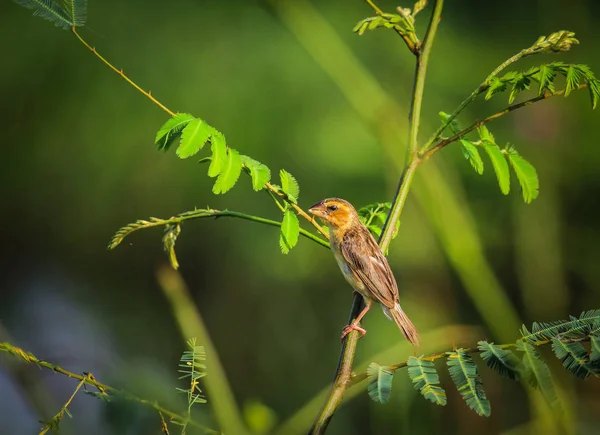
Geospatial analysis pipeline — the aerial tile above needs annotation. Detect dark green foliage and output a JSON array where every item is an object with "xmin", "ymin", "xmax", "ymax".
[
  {"xmin": 520, "ymin": 310, "xmax": 600, "ymax": 343},
  {"xmin": 516, "ymin": 341, "xmax": 559, "ymax": 409},
  {"xmin": 62, "ymin": 0, "xmax": 86, "ymax": 27},
  {"xmin": 446, "ymin": 350, "xmax": 491, "ymax": 417},
  {"xmin": 551, "ymin": 338, "xmax": 598, "ymax": 379},
  {"xmin": 478, "ymin": 341, "xmax": 522, "ymax": 381},
  {"xmin": 591, "ymin": 335, "xmax": 600, "ymax": 363},
  {"xmin": 280, "ymin": 209, "xmax": 300, "ymax": 254},
  {"xmin": 407, "ymin": 356, "xmax": 447, "ymax": 405},
  {"xmin": 366, "ymin": 363, "xmax": 394, "ymax": 404}
]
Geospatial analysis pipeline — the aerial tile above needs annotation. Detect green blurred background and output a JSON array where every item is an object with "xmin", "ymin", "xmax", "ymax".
[{"xmin": 1, "ymin": 0, "xmax": 599, "ymax": 434}]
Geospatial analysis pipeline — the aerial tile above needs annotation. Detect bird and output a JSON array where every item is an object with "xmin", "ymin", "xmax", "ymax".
[{"xmin": 308, "ymin": 198, "xmax": 419, "ymax": 345}]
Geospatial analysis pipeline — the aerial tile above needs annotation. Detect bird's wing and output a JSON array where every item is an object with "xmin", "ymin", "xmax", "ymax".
[{"xmin": 340, "ymin": 226, "xmax": 399, "ymax": 308}]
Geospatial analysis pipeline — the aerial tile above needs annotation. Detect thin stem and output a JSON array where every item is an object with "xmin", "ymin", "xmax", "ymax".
[
  {"xmin": 309, "ymin": 2, "xmax": 444, "ymax": 433},
  {"xmin": 109, "ymin": 208, "xmax": 330, "ymax": 250},
  {"xmin": 419, "ymin": 84, "xmax": 587, "ymax": 160},
  {"xmin": 40, "ymin": 374, "xmax": 91, "ymax": 435},
  {"xmin": 0, "ymin": 342, "xmax": 218, "ymax": 434},
  {"xmin": 71, "ymin": 27, "xmax": 175, "ymax": 117},
  {"xmin": 421, "ymin": 48, "xmax": 532, "ymax": 153}
]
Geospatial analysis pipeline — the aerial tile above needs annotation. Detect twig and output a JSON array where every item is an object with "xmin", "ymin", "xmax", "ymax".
[
  {"xmin": 39, "ymin": 374, "xmax": 91, "ymax": 435},
  {"xmin": 363, "ymin": 0, "xmax": 418, "ymax": 55},
  {"xmin": 419, "ymin": 84, "xmax": 588, "ymax": 160},
  {"xmin": 309, "ymin": 1, "xmax": 444, "ymax": 433}
]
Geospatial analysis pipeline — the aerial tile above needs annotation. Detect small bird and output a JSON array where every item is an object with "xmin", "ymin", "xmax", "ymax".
[{"xmin": 309, "ymin": 198, "xmax": 419, "ymax": 345}]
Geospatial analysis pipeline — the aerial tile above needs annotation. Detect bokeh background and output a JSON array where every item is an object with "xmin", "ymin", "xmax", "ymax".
[{"xmin": 1, "ymin": 0, "xmax": 599, "ymax": 434}]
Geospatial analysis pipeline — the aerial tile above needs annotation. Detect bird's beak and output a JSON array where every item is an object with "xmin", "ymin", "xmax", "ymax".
[{"xmin": 308, "ymin": 200, "xmax": 327, "ymax": 218}]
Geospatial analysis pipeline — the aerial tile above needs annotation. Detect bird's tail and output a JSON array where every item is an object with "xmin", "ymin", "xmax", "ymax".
[{"xmin": 386, "ymin": 303, "xmax": 419, "ymax": 346}]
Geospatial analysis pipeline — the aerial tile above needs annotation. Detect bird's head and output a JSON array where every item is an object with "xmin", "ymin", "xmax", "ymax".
[{"xmin": 308, "ymin": 198, "xmax": 359, "ymax": 230}]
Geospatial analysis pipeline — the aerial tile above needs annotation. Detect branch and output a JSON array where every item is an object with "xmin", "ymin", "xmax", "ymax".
[
  {"xmin": 71, "ymin": 27, "xmax": 327, "ymax": 241},
  {"xmin": 40, "ymin": 374, "xmax": 91, "ymax": 435},
  {"xmin": 419, "ymin": 84, "xmax": 589, "ymax": 160},
  {"xmin": 108, "ymin": 208, "xmax": 329, "ymax": 250},
  {"xmin": 309, "ymin": 2, "xmax": 444, "ymax": 433},
  {"xmin": 0, "ymin": 342, "xmax": 219, "ymax": 434}
]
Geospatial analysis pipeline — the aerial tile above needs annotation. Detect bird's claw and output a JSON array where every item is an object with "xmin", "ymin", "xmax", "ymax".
[{"xmin": 341, "ymin": 323, "xmax": 367, "ymax": 340}]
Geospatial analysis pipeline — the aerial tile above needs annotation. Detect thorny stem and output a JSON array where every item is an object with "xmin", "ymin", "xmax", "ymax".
[
  {"xmin": 309, "ymin": 1, "xmax": 444, "ymax": 433},
  {"xmin": 0, "ymin": 342, "xmax": 218, "ymax": 434},
  {"xmin": 71, "ymin": 27, "xmax": 326, "ymax": 241}
]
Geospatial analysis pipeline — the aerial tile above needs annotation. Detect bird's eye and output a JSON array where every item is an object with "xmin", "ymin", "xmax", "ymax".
[{"xmin": 327, "ymin": 204, "xmax": 338, "ymax": 211}]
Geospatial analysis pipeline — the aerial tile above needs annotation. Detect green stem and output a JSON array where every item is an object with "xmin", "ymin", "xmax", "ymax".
[
  {"xmin": 309, "ymin": 2, "xmax": 444, "ymax": 433},
  {"xmin": 0, "ymin": 342, "xmax": 218, "ymax": 434},
  {"xmin": 419, "ymin": 84, "xmax": 587, "ymax": 160},
  {"xmin": 109, "ymin": 208, "xmax": 330, "ymax": 250},
  {"xmin": 421, "ymin": 48, "xmax": 531, "ymax": 153}
]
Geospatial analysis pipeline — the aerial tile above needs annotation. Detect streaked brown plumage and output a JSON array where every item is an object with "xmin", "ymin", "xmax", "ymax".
[{"xmin": 309, "ymin": 198, "xmax": 419, "ymax": 345}]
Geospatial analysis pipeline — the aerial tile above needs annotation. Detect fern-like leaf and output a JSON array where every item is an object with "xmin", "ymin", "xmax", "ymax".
[
  {"xmin": 366, "ymin": 362, "xmax": 394, "ymax": 404},
  {"xmin": 516, "ymin": 340, "xmax": 559, "ymax": 409},
  {"xmin": 407, "ymin": 356, "xmax": 447, "ymax": 406},
  {"xmin": 14, "ymin": 0, "xmax": 73, "ymax": 29},
  {"xmin": 177, "ymin": 118, "xmax": 214, "ymax": 159},
  {"xmin": 551, "ymin": 338, "xmax": 598, "ymax": 379},
  {"xmin": 177, "ymin": 338, "xmax": 208, "ymax": 413},
  {"xmin": 357, "ymin": 202, "xmax": 399, "ymax": 240},
  {"xmin": 483, "ymin": 143, "xmax": 510, "ymax": 195},
  {"xmin": 62, "ymin": 0, "xmax": 86, "ymax": 26},
  {"xmin": 508, "ymin": 74, "xmax": 531, "ymax": 104},
  {"xmin": 520, "ymin": 310, "xmax": 600, "ymax": 343},
  {"xmin": 279, "ymin": 209, "xmax": 299, "ymax": 254},
  {"xmin": 447, "ymin": 350, "xmax": 491, "ymax": 417},
  {"xmin": 478, "ymin": 341, "xmax": 522, "ymax": 381},
  {"xmin": 591, "ymin": 335, "xmax": 600, "ymax": 363}
]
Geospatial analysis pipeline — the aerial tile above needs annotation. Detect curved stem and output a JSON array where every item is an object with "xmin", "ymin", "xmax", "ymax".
[
  {"xmin": 109, "ymin": 208, "xmax": 330, "ymax": 250},
  {"xmin": 0, "ymin": 342, "xmax": 218, "ymax": 434},
  {"xmin": 309, "ymin": 2, "xmax": 444, "ymax": 433}
]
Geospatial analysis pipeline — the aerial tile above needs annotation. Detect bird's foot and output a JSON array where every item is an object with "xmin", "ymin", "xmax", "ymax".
[{"xmin": 341, "ymin": 323, "xmax": 367, "ymax": 340}]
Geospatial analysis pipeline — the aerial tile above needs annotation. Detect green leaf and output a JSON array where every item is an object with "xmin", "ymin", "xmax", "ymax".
[
  {"xmin": 279, "ymin": 209, "xmax": 299, "ymax": 254},
  {"xmin": 485, "ymin": 76, "xmax": 508, "ymax": 100},
  {"xmin": 212, "ymin": 149, "xmax": 243, "ymax": 194},
  {"xmin": 279, "ymin": 170, "xmax": 300, "ymax": 203},
  {"xmin": 366, "ymin": 362, "xmax": 394, "ymax": 404},
  {"xmin": 516, "ymin": 341, "xmax": 559, "ymax": 409},
  {"xmin": 177, "ymin": 118, "xmax": 215, "ymax": 159},
  {"xmin": 407, "ymin": 356, "xmax": 447, "ymax": 406},
  {"xmin": 162, "ymin": 224, "xmax": 181, "ymax": 270},
  {"xmin": 506, "ymin": 147, "xmax": 539, "ymax": 203},
  {"xmin": 520, "ymin": 310, "xmax": 600, "ymax": 343},
  {"xmin": 208, "ymin": 131, "xmax": 226, "ymax": 178},
  {"xmin": 14, "ymin": 0, "xmax": 73, "ymax": 29},
  {"xmin": 551, "ymin": 338, "xmax": 598, "ymax": 379},
  {"xmin": 533, "ymin": 64, "xmax": 556, "ymax": 96},
  {"xmin": 591, "ymin": 335, "xmax": 600, "ymax": 363},
  {"xmin": 588, "ymin": 78, "xmax": 600, "ymax": 110},
  {"xmin": 155, "ymin": 113, "xmax": 195, "ymax": 151},
  {"xmin": 564, "ymin": 64, "xmax": 583, "ymax": 97},
  {"xmin": 447, "ymin": 350, "xmax": 491, "ymax": 417},
  {"xmin": 460, "ymin": 140, "xmax": 484, "ymax": 175},
  {"xmin": 477, "ymin": 125, "xmax": 495, "ymax": 144},
  {"xmin": 62, "ymin": 0, "xmax": 86, "ymax": 26},
  {"xmin": 508, "ymin": 74, "xmax": 531, "ymax": 104},
  {"xmin": 357, "ymin": 202, "xmax": 398, "ymax": 240},
  {"xmin": 241, "ymin": 156, "xmax": 271, "ymax": 191},
  {"xmin": 483, "ymin": 143, "xmax": 510, "ymax": 195},
  {"xmin": 438, "ymin": 111, "xmax": 459, "ymax": 135},
  {"xmin": 478, "ymin": 341, "xmax": 522, "ymax": 381}
]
